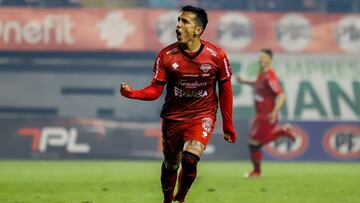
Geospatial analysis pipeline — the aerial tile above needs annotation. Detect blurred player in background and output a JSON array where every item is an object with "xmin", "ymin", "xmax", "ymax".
[
  {"xmin": 120, "ymin": 5, "xmax": 237, "ymax": 203},
  {"xmin": 236, "ymin": 48, "xmax": 296, "ymax": 178}
]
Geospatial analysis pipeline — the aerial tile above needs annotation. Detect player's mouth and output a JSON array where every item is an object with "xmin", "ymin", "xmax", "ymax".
[
  {"xmin": 176, "ymin": 29, "xmax": 182, "ymax": 40},
  {"xmin": 259, "ymin": 61, "xmax": 266, "ymax": 68}
]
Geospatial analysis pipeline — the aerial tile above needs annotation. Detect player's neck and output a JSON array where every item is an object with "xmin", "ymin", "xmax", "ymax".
[
  {"xmin": 180, "ymin": 39, "xmax": 201, "ymax": 52},
  {"xmin": 260, "ymin": 66, "xmax": 271, "ymax": 73}
]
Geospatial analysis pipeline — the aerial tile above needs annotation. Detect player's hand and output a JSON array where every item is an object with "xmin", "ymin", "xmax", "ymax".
[
  {"xmin": 224, "ymin": 132, "xmax": 236, "ymax": 143},
  {"xmin": 223, "ymin": 126, "xmax": 237, "ymax": 143},
  {"xmin": 223, "ymin": 122, "xmax": 237, "ymax": 143},
  {"xmin": 235, "ymin": 75, "xmax": 243, "ymax": 83},
  {"xmin": 269, "ymin": 111, "xmax": 278, "ymax": 124},
  {"xmin": 120, "ymin": 83, "xmax": 133, "ymax": 97}
]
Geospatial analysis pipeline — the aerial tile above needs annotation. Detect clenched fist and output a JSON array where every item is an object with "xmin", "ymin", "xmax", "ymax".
[{"xmin": 120, "ymin": 83, "xmax": 133, "ymax": 97}]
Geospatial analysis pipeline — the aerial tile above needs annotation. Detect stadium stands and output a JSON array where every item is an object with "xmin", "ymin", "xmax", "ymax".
[
  {"xmin": 0, "ymin": 0, "xmax": 359, "ymax": 13},
  {"xmin": 0, "ymin": 0, "xmax": 81, "ymax": 7}
]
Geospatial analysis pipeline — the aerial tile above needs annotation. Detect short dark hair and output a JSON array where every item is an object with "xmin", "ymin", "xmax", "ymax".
[
  {"xmin": 180, "ymin": 5, "xmax": 208, "ymax": 30},
  {"xmin": 261, "ymin": 48, "xmax": 273, "ymax": 59}
]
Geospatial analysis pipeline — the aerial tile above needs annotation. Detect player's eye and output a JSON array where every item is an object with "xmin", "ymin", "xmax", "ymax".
[{"xmin": 179, "ymin": 17, "xmax": 189, "ymax": 24}]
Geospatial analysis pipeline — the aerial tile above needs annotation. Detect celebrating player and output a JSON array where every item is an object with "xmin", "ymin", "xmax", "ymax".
[
  {"xmin": 120, "ymin": 5, "xmax": 237, "ymax": 203},
  {"xmin": 236, "ymin": 49, "xmax": 296, "ymax": 178}
]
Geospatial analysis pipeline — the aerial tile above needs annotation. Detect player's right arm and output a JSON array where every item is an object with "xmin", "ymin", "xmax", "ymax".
[
  {"xmin": 235, "ymin": 75, "xmax": 255, "ymax": 86},
  {"xmin": 120, "ymin": 52, "xmax": 167, "ymax": 101},
  {"xmin": 120, "ymin": 82, "xmax": 164, "ymax": 101}
]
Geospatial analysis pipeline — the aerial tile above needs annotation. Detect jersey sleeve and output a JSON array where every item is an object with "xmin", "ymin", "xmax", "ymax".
[
  {"xmin": 217, "ymin": 50, "xmax": 232, "ymax": 81},
  {"xmin": 267, "ymin": 72, "xmax": 283, "ymax": 95},
  {"xmin": 151, "ymin": 52, "xmax": 167, "ymax": 84}
]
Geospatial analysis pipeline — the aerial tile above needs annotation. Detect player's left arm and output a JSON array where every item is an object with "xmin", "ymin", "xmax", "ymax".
[
  {"xmin": 217, "ymin": 50, "xmax": 237, "ymax": 143},
  {"xmin": 219, "ymin": 79, "xmax": 237, "ymax": 143},
  {"xmin": 270, "ymin": 93, "xmax": 285, "ymax": 123},
  {"xmin": 269, "ymin": 75, "xmax": 285, "ymax": 123}
]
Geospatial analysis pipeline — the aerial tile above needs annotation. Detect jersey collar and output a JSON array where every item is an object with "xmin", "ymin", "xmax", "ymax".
[{"xmin": 179, "ymin": 43, "xmax": 205, "ymax": 60}]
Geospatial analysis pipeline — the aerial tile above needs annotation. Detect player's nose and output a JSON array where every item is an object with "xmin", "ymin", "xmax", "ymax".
[{"xmin": 176, "ymin": 20, "xmax": 183, "ymax": 28}]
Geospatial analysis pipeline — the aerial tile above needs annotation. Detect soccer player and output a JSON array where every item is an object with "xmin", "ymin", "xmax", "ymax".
[
  {"xmin": 236, "ymin": 49, "xmax": 296, "ymax": 178},
  {"xmin": 120, "ymin": 5, "xmax": 237, "ymax": 203}
]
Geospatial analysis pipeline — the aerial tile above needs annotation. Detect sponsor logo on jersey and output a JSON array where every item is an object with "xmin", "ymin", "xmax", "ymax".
[
  {"xmin": 166, "ymin": 48, "xmax": 178, "ymax": 55},
  {"xmin": 202, "ymin": 74, "xmax": 210, "ymax": 77},
  {"xmin": 97, "ymin": 12, "xmax": 135, "ymax": 48},
  {"xmin": 223, "ymin": 58, "xmax": 230, "ymax": 77},
  {"xmin": 217, "ymin": 13, "xmax": 252, "ymax": 50},
  {"xmin": 172, "ymin": 62, "xmax": 179, "ymax": 70},
  {"xmin": 264, "ymin": 124, "xmax": 309, "ymax": 159},
  {"xmin": 183, "ymin": 74, "xmax": 199, "ymax": 77},
  {"xmin": 254, "ymin": 94, "xmax": 264, "ymax": 102},
  {"xmin": 200, "ymin": 64, "xmax": 212, "ymax": 73},
  {"xmin": 335, "ymin": 16, "xmax": 360, "ymax": 53},
  {"xmin": 323, "ymin": 125, "xmax": 360, "ymax": 160},
  {"xmin": 202, "ymin": 117, "xmax": 213, "ymax": 132},
  {"xmin": 206, "ymin": 47, "xmax": 218, "ymax": 56},
  {"xmin": 178, "ymin": 80, "xmax": 208, "ymax": 89},
  {"xmin": 174, "ymin": 86, "xmax": 208, "ymax": 98},
  {"xmin": 276, "ymin": 14, "xmax": 312, "ymax": 52},
  {"xmin": 153, "ymin": 57, "xmax": 161, "ymax": 79}
]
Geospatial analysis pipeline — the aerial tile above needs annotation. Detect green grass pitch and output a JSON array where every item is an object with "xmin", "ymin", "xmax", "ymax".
[{"xmin": 0, "ymin": 161, "xmax": 359, "ymax": 203}]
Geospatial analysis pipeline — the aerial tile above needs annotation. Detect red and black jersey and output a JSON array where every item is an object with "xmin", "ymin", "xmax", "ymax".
[{"xmin": 152, "ymin": 40, "xmax": 232, "ymax": 121}]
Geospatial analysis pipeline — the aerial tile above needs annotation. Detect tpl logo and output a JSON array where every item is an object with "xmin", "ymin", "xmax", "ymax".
[{"xmin": 18, "ymin": 127, "xmax": 90, "ymax": 153}]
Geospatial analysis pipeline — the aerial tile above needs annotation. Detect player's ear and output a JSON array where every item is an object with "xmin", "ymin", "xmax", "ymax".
[{"xmin": 195, "ymin": 26, "xmax": 203, "ymax": 36}]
